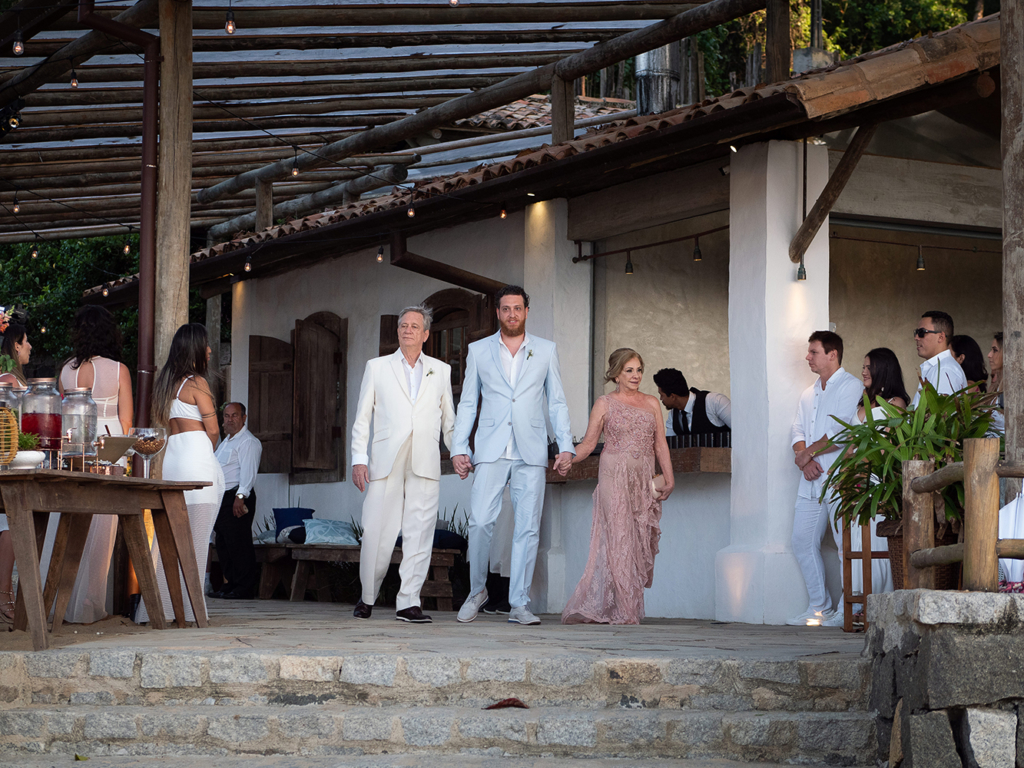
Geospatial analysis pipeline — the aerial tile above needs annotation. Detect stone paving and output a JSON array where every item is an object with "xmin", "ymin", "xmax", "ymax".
[{"xmin": 0, "ymin": 757, "xmax": 834, "ymax": 768}]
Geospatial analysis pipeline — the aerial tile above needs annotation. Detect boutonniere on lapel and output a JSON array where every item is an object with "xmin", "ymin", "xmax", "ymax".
[
  {"xmin": 527, "ymin": 350, "xmax": 534, "ymax": 361},
  {"xmin": 426, "ymin": 368, "xmax": 435, "ymax": 377}
]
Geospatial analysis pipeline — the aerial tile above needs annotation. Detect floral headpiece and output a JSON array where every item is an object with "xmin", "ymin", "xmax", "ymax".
[{"xmin": 0, "ymin": 307, "xmax": 10, "ymax": 335}]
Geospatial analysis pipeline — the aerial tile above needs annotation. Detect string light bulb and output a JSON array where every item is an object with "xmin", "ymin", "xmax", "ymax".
[
  {"xmin": 407, "ymin": 204, "xmax": 415, "ymax": 218},
  {"xmin": 102, "ymin": 285, "xmax": 109, "ymax": 297},
  {"xmin": 291, "ymin": 149, "xmax": 299, "ymax": 176},
  {"xmin": 225, "ymin": 9, "xmax": 236, "ymax": 34},
  {"xmin": 70, "ymin": 67, "xmax": 78, "ymax": 88},
  {"xmin": 797, "ymin": 261, "xmax": 807, "ymax": 281},
  {"xmin": 7, "ymin": 113, "xmax": 19, "ymax": 130},
  {"xmin": 625, "ymin": 251, "xmax": 634, "ymax": 275},
  {"xmin": 39, "ymin": 326, "xmax": 46, "ymax": 334},
  {"xmin": 450, "ymin": 0, "xmax": 459, "ymax": 5},
  {"xmin": 29, "ymin": 242, "xmax": 38, "ymax": 259},
  {"xmin": 244, "ymin": 258, "xmax": 252, "ymax": 273},
  {"xmin": 692, "ymin": 237, "xmax": 702, "ymax": 262},
  {"xmin": 123, "ymin": 240, "xmax": 131, "ymax": 255},
  {"xmin": 916, "ymin": 245, "xmax": 926, "ymax": 271},
  {"xmin": 376, "ymin": 245, "xmax": 384, "ymax": 263},
  {"xmin": 500, "ymin": 203, "xmax": 507, "ymax": 219},
  {"xmin": 12, "ymin": 29, "xmax": 23, "ymax": 56},
  {"xmin": 12, "ymin": 194, "xmax": 18, "ymax": 214}
]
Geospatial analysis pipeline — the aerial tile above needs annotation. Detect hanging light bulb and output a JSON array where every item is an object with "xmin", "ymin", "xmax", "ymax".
[
  {"xmin": 102, "ymin": 285, "xmax": 110, "ymax": 297},
  {"xmin": 500, "ymin": 203, "xmax": 507, "ymax": 219},
  {"xmin": 123, "ymin": 240, "xmax": 131, "ymax": 255},
  {"xmin": 7, "ymin": 114, "xmax": 20, "ymax": 130},
  {"xmin": 39, "ymin": 326, "xmax": 46, "ymax": 334},
  {"xmin": 376, "ymin": 245, "xmax": 384, "ymax": 263},
  {"xmin": 797, "ymin": 261, "xmax": 807, "ymax": 281},
  {"xmin": 244, "ymin": 258, "xmax": 252, "ymax": 273},
  {"xmin": 449, "ymin": 0, "xmax": 459, "ymax": 6},
  {"xmin": 407, "ymin": 204, "xmax": 415, "ymax": 218},
  {"xmin": 291, "ymin": 149, "xmax": 299, "ymax": 176},
  {"xmin": 916, "ymin": 245, "xmax": 926, "ymax": 271},
  {"xmin": 225, "ymin": 9, "xmax": 236, "ymax": 34},
  {"xmin": 30, "ymin": 242, "xmax": 38, "ymax": 259},
  {"xmin": 12, "ymin": 29, "xmax": 23, "ymax": 56},
  {"xmin": 70, "ymin": 67, "xmax": 79, "ymax": 88},
  {"xmin": 12, "ymin": 194, "xmax": 19, "ymax": 214},
  {"xmin": 692, "ymin": 237, "xmax": 702, "ymax": 262},
  {"xmin": 625, "ymin": 251, "xmax": 634, "ymax": 275}
]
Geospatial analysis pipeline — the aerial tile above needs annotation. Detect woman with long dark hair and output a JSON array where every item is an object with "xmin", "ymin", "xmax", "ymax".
[
  {"xmin": 136, "ymin": 324, "xmax": 225, "ymax": 625},
  {"xmin": 0, "ymin": 323, "xmax": 31, "ymax": 389},
  {"xmin": 859, "ymin": 347, "xmax": 911, "ymax": 419},
  {"xmin": 0, "ymin": 323, "xmax": 30, "ymax": 622},
  {"xmin": 951, "ymin": 335, "xmax": 988, "ymax": 393}
]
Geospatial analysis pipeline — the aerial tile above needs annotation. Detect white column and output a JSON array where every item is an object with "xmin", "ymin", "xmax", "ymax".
[
  {"xmin": 716, "ymin": 140, "xmax": 831, "ymax": 624},
  {"xmin": 523, "ymin": 198, "xmax": 591, "ymax": 612}
]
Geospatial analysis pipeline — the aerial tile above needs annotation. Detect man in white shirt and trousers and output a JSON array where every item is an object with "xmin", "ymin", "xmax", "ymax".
[
  {"xmin": 452, "ymin": 285, "xmax": 575, "ymax": 626},
  {"xmin": 351, "ymin": 305, "xmax": 456, "ymax": 623},
  {"xmin": 211, "ymin": 402, "xmax": 263, "ymax": 599},
  {"xmin": 911, "ymin": 310, "xmax": 968, "ymax": 406},
  {"xmin": 788, "ymin": 331, "xmax": 863, "ymax": 627}
]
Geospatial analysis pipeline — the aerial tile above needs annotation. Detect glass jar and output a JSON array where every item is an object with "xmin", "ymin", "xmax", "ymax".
[
  {"xmin": 62, "ymin": 387, "xmax": 98, "ymax": 458},
  {"xmin": 21, "ymin": 378, "xmax": 62, "ymax": 452},
  {"xmin": 0, "ymin": 382, "xmax": 21, "ymax": 424}
]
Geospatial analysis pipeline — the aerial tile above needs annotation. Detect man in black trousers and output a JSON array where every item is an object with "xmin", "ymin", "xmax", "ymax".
[{"xmin": 211, "ymin": 402, "xmax": 263, "ymax": 599}]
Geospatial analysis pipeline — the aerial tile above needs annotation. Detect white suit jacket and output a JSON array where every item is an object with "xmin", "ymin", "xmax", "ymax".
[
  {"xmin": 452, "ymin": 332, "xmax": 574, "ymax": 468},
  {"xmin": 351, "ymin": 350, "xmax": 456, "ymax": 482}
]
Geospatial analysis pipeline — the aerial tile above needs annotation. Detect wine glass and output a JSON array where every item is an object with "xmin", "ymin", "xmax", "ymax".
[{"xmin": 128, "ymin": 426, "xmax": 166, "ymax": 479}]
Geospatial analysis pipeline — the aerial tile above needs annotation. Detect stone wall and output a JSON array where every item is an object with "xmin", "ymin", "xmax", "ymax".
[{"xmin": 867, "ymin": 590, "xmax": 1024, "ymax": 767}]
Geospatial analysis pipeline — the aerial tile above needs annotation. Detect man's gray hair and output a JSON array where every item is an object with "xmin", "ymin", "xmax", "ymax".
[{"xmin": 398, "ymin": 304, "xmax": 433, "ymax": 332}]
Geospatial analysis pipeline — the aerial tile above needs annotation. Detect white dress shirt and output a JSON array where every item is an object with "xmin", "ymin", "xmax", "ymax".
[
  {"xmin": 214, "ymin": 425, "xmax": 263, "ymax": 498},
  {"xmin": 402, "ymin": 353, "xmax": 424, "ymax": 403},
  {"xmin": 911, "ymin": 348, "xmax": 968, "ymax": 407},
  {"xmin": 791, "ymin": 367, "xmax": 863, "ymax": 500},
  {"xmin": 499, "ymin": 333, "xmax": 529, "ymax": 461},
  {"xmin": 664, "ymin": 391, "xmax": 732, "ymax": 437}
]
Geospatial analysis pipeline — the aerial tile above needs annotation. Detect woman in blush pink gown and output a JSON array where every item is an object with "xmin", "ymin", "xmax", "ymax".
[{"xmin": 562, "ymin": 348, "xmax": 674, "ymax": 625}]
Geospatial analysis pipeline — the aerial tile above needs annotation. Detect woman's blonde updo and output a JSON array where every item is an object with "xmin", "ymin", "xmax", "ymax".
[{"xmin": 605, "ymin": 347, "xmax": 643, "ymax": 384}]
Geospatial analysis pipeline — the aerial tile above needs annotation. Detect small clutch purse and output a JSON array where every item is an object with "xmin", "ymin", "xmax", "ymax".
[{"xmin": 651, "ymin": 473, "xmax": 666, "ymax": 496}]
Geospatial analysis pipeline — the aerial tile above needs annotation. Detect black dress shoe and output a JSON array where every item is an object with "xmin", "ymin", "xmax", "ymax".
[
  {"xmin": 221, "ymin": 590, "xmax": 254, "ymax": 600},
  {"xmin": 395, "ymin": 606, "xmax": 432, "ymax": 623},
  {"xmin": 353, "ymin": 600, "xmax": 372, "ymax": 619}
]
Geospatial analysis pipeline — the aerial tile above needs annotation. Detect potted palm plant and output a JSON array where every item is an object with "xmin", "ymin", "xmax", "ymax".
[{"xmin": 822, "ymin": 382, "xmax": 996, "ymax": 589}]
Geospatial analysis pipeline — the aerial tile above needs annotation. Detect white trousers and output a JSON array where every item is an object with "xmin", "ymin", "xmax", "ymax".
[
  {"xmin": 467, "ymin": 459, "xmax": 546, "ymax": 608},
  {"xmin": 359, "ymin": 438, "xmax": 439, "ymax": 611},
  {"xmin": 791, "ymin": 495, "xmax": 835, "ymax": 613}
]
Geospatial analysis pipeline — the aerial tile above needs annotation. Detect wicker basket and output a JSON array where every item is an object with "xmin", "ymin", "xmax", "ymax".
[{"xmin": 0, "ymin": 406, "xmax": 17, "ymax": 465}]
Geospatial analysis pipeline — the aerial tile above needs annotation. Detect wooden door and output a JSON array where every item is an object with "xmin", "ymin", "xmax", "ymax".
[
  {"xmin": 248, "ymin": 335, "xmax": 293, "ymax": 473},
  {"xmin": 292, "ymin": 318, "xmax": 338, "ymax": 470}
]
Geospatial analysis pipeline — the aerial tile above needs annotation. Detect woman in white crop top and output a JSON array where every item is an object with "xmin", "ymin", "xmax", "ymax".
[{"xmin": 136, "ymin": 324, "xmax": 225, "ymax": 625}]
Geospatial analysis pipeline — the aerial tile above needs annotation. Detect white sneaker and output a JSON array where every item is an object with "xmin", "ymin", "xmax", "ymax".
[
  {"xmin": 822, "ymin": 610, "xmax": 846, "ymax": 628},
  {"xmin": 457, "ymin": 589, "xmax": 488, "ymax": 623},
  {"xmin": 508, "ymin": 606, "xmax": 541, "ymax": 625},
  {"xmin": 785, "ymin": 607, "xmax": 833, "ymax": 627}
]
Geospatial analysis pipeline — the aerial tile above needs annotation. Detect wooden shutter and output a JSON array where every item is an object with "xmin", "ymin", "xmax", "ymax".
[
  {"xmin": 248, "ymin": 335, "xmax": 293, "ymax": 473},
  {"xmin": 379, "ymin": 314, "xmax": 399, "ymax": 357},
  {"xmin": 292, "ymin": 318, "xmax": 338, "ymax": 470}
]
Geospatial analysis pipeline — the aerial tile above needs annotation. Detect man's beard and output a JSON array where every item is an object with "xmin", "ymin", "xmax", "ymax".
[{"xmin": 499, "ymin": 318, "xmax": 525, "ymax": 337}]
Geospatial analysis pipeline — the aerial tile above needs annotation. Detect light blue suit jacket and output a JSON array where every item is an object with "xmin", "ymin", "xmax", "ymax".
[{"xmin": 452, "ymin": 332, "xmax": 575, "ymax": 468}]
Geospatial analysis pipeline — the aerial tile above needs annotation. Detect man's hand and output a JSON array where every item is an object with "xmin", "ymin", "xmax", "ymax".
[
  {"xmin": 353, "ymin": 464, "xmax": 369, "ymax": 493},
  {"xmin": 802, "ymin": 460, "xmax": 823, "ymax": 481},
  {"xmin": 452, "ymin": 454, "xmax": 472, "ymax": 479},
  {"xmin": 553, "ymin": 451, "xmax": 573, "ymax": 477},
  {"xmin": 232, "ymin": 497, "xmax": 247, "ymax": 518}
]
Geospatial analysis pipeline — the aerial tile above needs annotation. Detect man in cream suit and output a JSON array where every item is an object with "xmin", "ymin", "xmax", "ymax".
[
  {"xmin": 452, "ymin": 285, "xmax": 574, "ymax": 626},
  {"xmin": 351, "ymin": 305, "xmax": 456, "ymax": 623}
]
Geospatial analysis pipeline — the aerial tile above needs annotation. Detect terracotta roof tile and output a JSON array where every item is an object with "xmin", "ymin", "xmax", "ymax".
[{"xmin": 451, "ymin": 93, "xmax": 635, "ymax": 132}]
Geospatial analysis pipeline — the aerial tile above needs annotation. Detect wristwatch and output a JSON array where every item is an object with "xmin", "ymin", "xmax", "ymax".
[{"xmin": 236, "ymin": 493, "xmax": 245, "ymax": 500}]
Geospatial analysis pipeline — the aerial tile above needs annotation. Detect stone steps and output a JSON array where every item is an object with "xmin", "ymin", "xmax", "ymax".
[
  {"xmin": 0, "ymin": 703, "xmax": 876, "ymax": 763},
  {"xmin": 1, "ymin": 649, "xmax": 870, "ymax": 713}
]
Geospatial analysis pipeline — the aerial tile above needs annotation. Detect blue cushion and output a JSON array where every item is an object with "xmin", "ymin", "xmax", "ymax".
[
  {"xmin": 304, "ymin": 518, "xmax": 360, "ymax": 546},
  {"xmin": 272, "ymin": 507, "xmax": 314, "ymax": 537}
]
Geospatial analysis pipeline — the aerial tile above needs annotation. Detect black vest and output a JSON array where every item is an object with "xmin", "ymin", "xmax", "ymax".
[{"xmin": 672, "ymin": 388, "xmax": 731, "ymax": 439}]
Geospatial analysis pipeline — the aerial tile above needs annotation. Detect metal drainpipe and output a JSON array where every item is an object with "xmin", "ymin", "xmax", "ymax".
[
  {"xmin": 78, "ymin": 0, "xmax": 159, "ymax": 427},
  {"xmin": 635, "ymin": 44, "xmax": 680, "ymax": 116}
]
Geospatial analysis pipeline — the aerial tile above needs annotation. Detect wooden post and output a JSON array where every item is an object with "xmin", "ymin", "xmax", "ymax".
[
  {"xmin": 154, "ymin": 0, "xmax": 193, "ymax": 368},
  {"xmin": 963, "ymin": 438, "xmax": 1001, "ymax": 591},
  {"xmin": 903, "ymin": 459, "xmax": 936, "ymax": 589},
  {"xmin": 764, "ymin": 0, "xmax": 790, "ymax": 83},
  {"xmin": 255, "ymin": 178, "xmax": 273, "ymax": 231},
  {"xmin": 1003, "ymin": 0, "xmax": 1024, "ymax": 501},
  {"xmin": 550, "ymin": 75, "xmax": 575, "ymax": 145}
]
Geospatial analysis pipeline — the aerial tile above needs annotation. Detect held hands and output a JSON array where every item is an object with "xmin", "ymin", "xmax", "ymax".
[
  {"xmin": 452, "ymin": 454, "xmax": 472, "ymax": 480},
  {"xmin": 353, "ymin": 464, "xmax": 369, "ymax": 493},
  {"xmin": 552, "ymin": 451, "xmax": 573, "ymax": 477},
  {"xmin": 232, "ymin": 497, "xmax": 247, "ymax": 518}
]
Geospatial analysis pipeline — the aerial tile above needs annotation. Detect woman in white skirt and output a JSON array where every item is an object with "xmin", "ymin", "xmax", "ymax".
[{"xmin": 136, "ymin": 324, "xmax": 224, "ymax": 625}]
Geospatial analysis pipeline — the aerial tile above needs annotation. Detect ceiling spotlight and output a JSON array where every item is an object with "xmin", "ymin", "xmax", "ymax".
[
  {"xmin": 526, "ymin": 192, "xmax": 536, "ymax": 197},
  {"xmin": 729, "ymin": 145, "xmax": 738, "ymax": 153},
  {"xmin": 12, "ymin": 29, "xmax": 23, "ymax": 56},
  {"xmin": 70, "ymin": 67, "xmax": 79, "ymax": 88},
  {"xmin": 916, "ymin": 245, "xmax": 926, "ymax": 271},
  {"xmin": 692, "ymin": 237, "xmax": 702, "ymax": 262},
  {"xmin": 12, "ymin": 194, "xmax": 18, "ymax": 214},
  {"xmin": 376, "ymin": 245, "xmax": 384, "ymax": 263},
  {"xmin": 225, "ymin": 9, "xmax": 236, "ymax": 34},
  {"xmin": 102, "ymin": 285, "xmax": 109, "ymax": 297},
  {"xmin": 244, "ymin": 258, "xmax": 252, "ymax": 273},
  {"xmin": 797, "ymin": 262, "xmax": 807, "ymax": 281},
  {"xmin": 625, "ymin": 251, "xmax": 634, "ymax": 276}
]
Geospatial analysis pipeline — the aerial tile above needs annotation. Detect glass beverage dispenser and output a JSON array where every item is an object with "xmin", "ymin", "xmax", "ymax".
[
  {"xmin": 62, "ymin": 387, "xmax": 98, "ymax": 468},
  {"xmin": 21, "ymin": 378, "xmax": 62, "ymax": 468}
]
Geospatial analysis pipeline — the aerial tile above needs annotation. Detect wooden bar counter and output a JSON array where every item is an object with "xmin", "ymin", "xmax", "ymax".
[
  {"xmin": 546, "ymin": 446, "xmax": 732, "ymax": 483},
  {"xmin": 0, "ymin": 469, "xmax": 210, "ymax": 651}
]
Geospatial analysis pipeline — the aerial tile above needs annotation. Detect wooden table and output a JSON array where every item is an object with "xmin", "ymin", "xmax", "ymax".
[{"xmin": 0, "ymin": 470, "xmax": 210, "ymax": 651}]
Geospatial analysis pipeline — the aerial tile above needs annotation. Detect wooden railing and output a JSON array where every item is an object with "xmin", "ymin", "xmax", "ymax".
[{"xmin": 903, "ymin": 437, "xmax": 1024, "ymax": 590}]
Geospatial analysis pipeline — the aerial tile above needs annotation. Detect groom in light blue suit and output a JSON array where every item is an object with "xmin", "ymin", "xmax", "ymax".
[{"xmin": 452, "ymin": 285, "xmax": 575, "ymax": 625}]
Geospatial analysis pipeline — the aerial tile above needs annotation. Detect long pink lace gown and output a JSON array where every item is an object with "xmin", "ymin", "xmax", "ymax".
[{"xmin": 562, "ymin": 396, "xmax": 662, "ymax": 625}]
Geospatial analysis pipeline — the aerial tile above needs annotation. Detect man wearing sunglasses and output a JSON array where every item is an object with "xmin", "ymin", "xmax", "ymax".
[{"xmin": 912, "ymin": 311, "xmax": 967, "ymax": 407}]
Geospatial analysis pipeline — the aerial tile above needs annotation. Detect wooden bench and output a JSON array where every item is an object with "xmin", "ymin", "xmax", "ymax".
[{"xmin": 214, "ymin": 543, "xmax": 460, "ymax": 610}]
